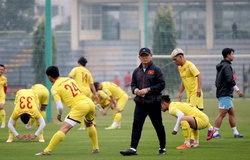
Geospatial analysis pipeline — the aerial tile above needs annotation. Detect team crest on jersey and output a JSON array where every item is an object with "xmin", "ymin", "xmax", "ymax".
[{"xmin": 148, "ymin": 70, "xmax": 154, "ymax": 74}]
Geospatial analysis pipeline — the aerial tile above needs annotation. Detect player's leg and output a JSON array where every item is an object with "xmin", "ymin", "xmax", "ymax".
[
  {"xmin": 189, "ymin": 95, "xmax": 200, "ymax": 142},
  {"xmin": 36, "ymin": 107, "xmax": 81, "ymax": 155},
  {"xmin": 213, "ymin": 109, "xmax": 227, "ymax": 138},
  {"xmin": 120, "ymin": 103, "xmax": 147, "ymax": 156},
  {"xmin": 148, "ymin": 101, "xmax": 166, "ymax": 154},
  {"xmin": 190, "ymin": 94, "xmax": 214, "ymax": 140},
  {"xmin": 213, "ymin": 97, "xmax": 231, "ymax": 138},
  {"xmin": 36, "ymin": 119, "xmax": 74, "ymax": 155},
  {"xmin": 0, "ymin": 102, "xmax": 6, "ymax": 128},
  {"xmin": 40, "ymin": 104, "xmax": 47, "ymax": 122},
  {"xmin": 105, "ymin": 111, "xmax": 122, "ymax": 129},
  {"xmin": 77, "ymin": 118, "xmax": 86, "ymax": 130},
  {"xmin": 177, "ymin": 120, "xmax": 191, "ymax": 149},
  {"xmin": 85, "ymin": 101, "xmax": 99, "ymax": 153},
  {"xmin": 228, "ymin": 107, "xmax": 243, "ymax": 138},
  {"xmin": 106, "ymin": 94, "xmax": 128, "ymax": 129}
]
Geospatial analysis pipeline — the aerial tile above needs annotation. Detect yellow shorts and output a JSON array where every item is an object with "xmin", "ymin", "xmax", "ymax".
[
  {"xmin": 196, "ymin": 113, "xmax": 209, "ymax": 129},
  {"xmin": 67, "ymin": 99, "xmax": 95, "ymax": 123},
  {"xmin": 187, "ymin": 93, "xmax": 204, "ymax": 110}
]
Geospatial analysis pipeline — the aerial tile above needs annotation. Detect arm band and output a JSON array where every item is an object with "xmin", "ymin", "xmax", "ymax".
[{"xmin": 233, "ymin": 85, "xmax": 239, "ymax": 92}]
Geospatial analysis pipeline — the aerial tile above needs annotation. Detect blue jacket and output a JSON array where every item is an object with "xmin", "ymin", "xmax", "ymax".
[
  {"xmin": 215, "ymin": 59, "xmax": 236, "ymax": 98},
  {"xmin": 131, "ymin": 61, "xmax": 165, "ymax": 104}
]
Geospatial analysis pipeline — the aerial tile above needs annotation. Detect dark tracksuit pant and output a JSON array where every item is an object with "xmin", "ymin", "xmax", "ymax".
[{"xmin": 130, "ymin": 101, "xmax": 166, "ymax": 149}]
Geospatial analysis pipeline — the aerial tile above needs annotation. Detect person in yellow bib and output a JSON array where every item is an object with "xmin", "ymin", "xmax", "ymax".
[
  {"xmin": 0, "ymin": 64, "xmax": 7, "ymax": 128},
  {"xmin": 161, "ymin": 95, "xmax": 212, "ymax": 149},
  {"xmin": 6, "ymin": 89, "xmax": 46, "ymax": 143},
  {"xmin": 35, "ymin": 66, "xmax": 99, "ymax": 156},
  {"xmin": 171, "ymin": 48, "xmax": 214, "ymax": 143},
  {"xmin": 26, "ymin": 84, "xmax": 49, "ymax": 142},
  {"xmin": 94, "ymin": 81, "xmax": 128, "ymax": 129},
  {"xmin": 68, "ymin": 56, "xmax": 98, "ymax": 130}
]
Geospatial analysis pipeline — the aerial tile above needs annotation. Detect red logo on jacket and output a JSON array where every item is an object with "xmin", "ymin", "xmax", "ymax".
[{"xmin": 148, "ymin": 70, "xmax": 154, "ymax": 74}]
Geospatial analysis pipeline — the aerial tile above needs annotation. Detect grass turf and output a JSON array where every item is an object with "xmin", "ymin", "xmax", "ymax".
[{"xmin": 0, "ymin": 98, "xmax": 250, "ymax": 160}]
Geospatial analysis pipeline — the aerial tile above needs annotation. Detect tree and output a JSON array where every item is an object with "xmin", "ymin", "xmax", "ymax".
[
  {"xmin": 32, "ymin": 17, "xmax": 57, "ymax": 84},
  {"xmin": 152, "ymin": 5, "xmax": 179, "ymax": 93},
  {"xmin": 0, "ymin": 0, "xmax": 36, "ymax": 32}
]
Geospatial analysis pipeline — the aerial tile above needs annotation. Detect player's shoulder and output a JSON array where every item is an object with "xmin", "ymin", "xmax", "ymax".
[
  {"xmin": 185, "ymin": 60, "xmax": 195, "ymax": 66},
  {"xmin": 32, "ymin": 84, "xmax": 47, "ymax": 90},
  {"xmin": 17, "ymin": 89, "xmax": 36, "ymax": 96},
  {"xmin": 0, "ymin": 75, "xmax": 7, "ymax": 80}
]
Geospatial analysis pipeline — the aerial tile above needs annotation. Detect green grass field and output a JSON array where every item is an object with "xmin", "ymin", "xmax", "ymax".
[{"xmin": 1, "ymin": 98, "xmax": 250, "ymax": 160}]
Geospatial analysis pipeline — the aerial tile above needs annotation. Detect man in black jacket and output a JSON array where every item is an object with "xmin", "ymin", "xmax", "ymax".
[
  {"xmin": 213, "ymin": 48, "xmax": 243, "ymax": 138},
  {"xmin": 120, "ymin": 47, "xmax": 166, "ymax": 156}
]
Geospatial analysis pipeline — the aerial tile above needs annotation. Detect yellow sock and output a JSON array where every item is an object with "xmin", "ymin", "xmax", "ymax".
[
  {"xmin": 191, "ymin": 129, "xmax": 199, "ymax": 141},
  {"xmin": 0, "ymin": 110, "xmax": 6, "ymax": 124},
  {"xmin": 39, "ymin": 130, "xmax": 44, "ymax": 137},
  {"xmin": 44, "ymin": 130, "xmax": 65, "ymax": 152},
  {"xmin": 181, "ymin": 121, "xmax": 191, "ymax": 142},
  {"xmin": 114, "ymin": 112, "xmax": 122, "ymax": 123},
  {"xmin": 87, "ymin": 125, "xmax": 99, "ymax": 150},
  {"xmin": 41, "ymin": 111, "xmax": 46, "ymax": 120}
]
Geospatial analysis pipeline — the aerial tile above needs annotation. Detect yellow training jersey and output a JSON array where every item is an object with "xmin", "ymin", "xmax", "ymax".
[
  {"xmin": 11, "ymin": 89, "xmax": 41, "ymax": 120},
  {"xmin": 0, "ymin": 75, "xmax": 7, "ymax": 101},
  {"xmin": 169, "ymin": 102, "xmax": 205, "ymax": 118},
  {"xmin": 51, "ymin": 77, "xmax": 89, "ymax": 108},
  {"xmin": 31, "ymin": 84, "xmax": 50, "ymax": 105},
  {"xmin": 101, "ymin": 81, "xmax": 126, "ymax": 100},
  {"xmin": 178, "ymin": 60, "xmax": 200, "ymax": 97},
  {"xmin": 68, "ymin": 66, "xmax": 94, "ymax": 97}
]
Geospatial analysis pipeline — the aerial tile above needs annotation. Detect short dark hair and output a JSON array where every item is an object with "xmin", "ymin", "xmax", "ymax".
[
  {"xmin": 222, "ymin": 48, "xmax": 234, "ymax": 58},
  {"xmin": 94, "ymin": 82, "xmax": 100, "ymax": 91},
  {"xmin": 161, "ymin": 95, "xmax": 171, "ymax": 103},
  {"xmin": 20, "ymin": 113, "xmax": 31, "ymax": 124},
  {"xmin": 46, "ymin": 66, "xmax": 60, "ymax": 78},
  {"xmin": 0, "ymin": 64, "xmax": 5, "ymax": 68},
  {"xmin": 78, "ymin": 57, "xmax": 88, "ymax": 66}
]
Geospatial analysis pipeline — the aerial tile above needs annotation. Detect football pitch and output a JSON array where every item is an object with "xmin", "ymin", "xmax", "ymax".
[{"xmin": 1, "ymin": 98, "xmax": 250, "ymax": 160}]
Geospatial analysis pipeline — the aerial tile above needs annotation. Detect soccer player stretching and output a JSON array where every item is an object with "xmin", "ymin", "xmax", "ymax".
[
  {"xmin": 161, "ymin": 95, "xmax": 212, "ymax": 149},
  {"xmin": 35, "ymin": 66, "xmax": 99, "ymax": 155}
]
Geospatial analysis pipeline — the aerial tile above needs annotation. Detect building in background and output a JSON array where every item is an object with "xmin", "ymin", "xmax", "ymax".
[{"xmin": 1, "ymin": 0, "xmax": 250, "ymax": 97}]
